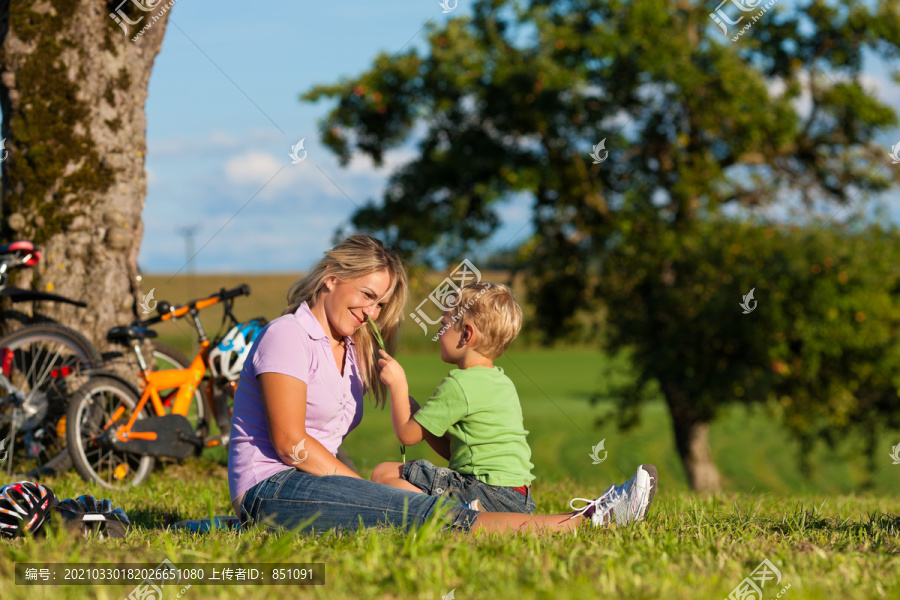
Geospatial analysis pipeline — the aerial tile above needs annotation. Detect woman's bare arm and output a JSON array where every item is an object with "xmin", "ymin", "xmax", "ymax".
[{"xmin": 259, "ymin": 372, "xmax": 359, "ymax": 478}]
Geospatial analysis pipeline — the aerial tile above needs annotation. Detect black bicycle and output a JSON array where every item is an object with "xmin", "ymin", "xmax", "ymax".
[
  {"xmin": 0, "ymin": 240, "xmax": 92, "ymax": 333},
  {"xmin": 0, "ymin": 241, "xmax": 102, "ymax": 477}
]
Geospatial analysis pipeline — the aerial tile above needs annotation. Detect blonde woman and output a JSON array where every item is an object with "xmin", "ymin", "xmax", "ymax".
[{"xmin": 228, "ymin": 235, "xmax": 657, "ymax": 533}]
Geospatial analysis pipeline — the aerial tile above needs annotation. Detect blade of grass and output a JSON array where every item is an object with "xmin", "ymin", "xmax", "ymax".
[
  {"xmin": 368, "ymin": 316, "xmax": 386, "ymax": 351},
  {"xmin": 369, "ymin": 316, "xmax": 403, "ymax": 461}
]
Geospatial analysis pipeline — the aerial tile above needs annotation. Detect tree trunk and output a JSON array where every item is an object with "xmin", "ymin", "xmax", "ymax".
[
  {"xmin": 0, "ymin": 0, "xmax": 170, "ymax": 350},
  {"xmin": 663, "ymin": 381, "xmax": 722, "ymax": 492}
]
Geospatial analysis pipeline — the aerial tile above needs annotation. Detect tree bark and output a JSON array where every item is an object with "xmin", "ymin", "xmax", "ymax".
[
  {"xmin": 663, "ymin": 381, "xmax": 722, "ymax": 492},
  {"xmin": 0, "ymin": 0, "xmax": 170, "ymax": 350}
]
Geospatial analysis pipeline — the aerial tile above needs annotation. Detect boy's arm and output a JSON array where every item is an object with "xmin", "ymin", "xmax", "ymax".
[
  {"xmin": 378, "ymin": 351, "xmax": 430, "ymax": 446},
  {"xmin": 388, "ymin": 386, "xmax": 430, "ymax": 445},
  {"xmin": 421, "ymin": 428, "xmax": 451, "ymax": 461},
  {"xmin": 405, "ymin": 395, "xmax": 450, "ymax": 460}
]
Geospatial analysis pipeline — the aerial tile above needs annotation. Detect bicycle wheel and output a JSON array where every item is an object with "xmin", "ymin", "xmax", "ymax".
[
  {"xmin": 0, "ymin": 310, "xmax": 36, "ymax": 337},
  {"xmin": 66, "ymin": 375, "xmax": 155, "ymax": 489},
  {"xmin": 0, "ymin": 323, "xmax": 102, "ymax": 478},
  {"xmin": 147, "ymin": 342, "xmax": 207, "ymax": 440}
]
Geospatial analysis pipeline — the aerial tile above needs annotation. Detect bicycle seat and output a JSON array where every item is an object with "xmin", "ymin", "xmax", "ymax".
[
  {"xmin": 0, "ymin": 240, "xmax": 34, "ymax": 254},
  {"xmin": 0, "ymin": 240, "xmax": 39, "ymax": 266},
  {"xmin": 106, "ymin": 325, "xmax": 159, "ymax": 344}
]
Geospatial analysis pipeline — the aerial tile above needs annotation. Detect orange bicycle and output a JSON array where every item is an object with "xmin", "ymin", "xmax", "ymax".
[{"xmin": 65, "ymin": 285, "xmax": 265, "ymax": 488}]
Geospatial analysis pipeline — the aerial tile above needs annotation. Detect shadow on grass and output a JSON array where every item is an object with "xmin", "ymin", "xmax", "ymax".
[
  {"xmin": 129, "ymin": 505, "xmax": 189, "ymax": 530},
  {"xmin": 766, "ymin": 510, "xmax": 900, "ymax": 541}
]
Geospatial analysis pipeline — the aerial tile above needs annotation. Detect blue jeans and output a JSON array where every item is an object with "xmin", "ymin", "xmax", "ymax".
[
  {"xmin": 402, "ymin": 460, "xmax": 536, "ymax": 514},
  {"xmin": 239, "ymin": 468, "xmax": 480, "ymax": 533}
]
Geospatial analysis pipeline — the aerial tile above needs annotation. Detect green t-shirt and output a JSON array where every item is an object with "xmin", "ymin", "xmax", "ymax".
[{"xmin": 413, "ymin": 366, "xmax": 535, "ymax": 487}]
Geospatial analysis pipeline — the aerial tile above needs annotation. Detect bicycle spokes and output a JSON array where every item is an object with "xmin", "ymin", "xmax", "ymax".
[{"xmin": 0, "ymin": 328, "xmax": 96, "ymax": 477}]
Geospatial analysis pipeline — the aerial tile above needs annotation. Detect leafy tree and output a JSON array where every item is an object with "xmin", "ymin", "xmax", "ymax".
[
  {"xmin": 0, "ymin": 0, "xmax": 170, "ymax": 346},
  {"xmin": 757, "ymin": 222, "xmax": 900, "ymax": 476},
  {"xmin": 597, "ymin": 217, "xmax": 900, "ymax": 488},
  {"xmin": 303, "ymin": 0, "xmax": 900, "ymax": 490}
]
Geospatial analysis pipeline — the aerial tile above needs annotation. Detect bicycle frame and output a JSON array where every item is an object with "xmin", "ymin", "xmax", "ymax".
[
  {"xmin": 107, "ymin": 286, "xmax": 248, "ymax": 449},
  {"xmin": 110, "ymin": 340, "xmax": 211, "ymax": 444}
]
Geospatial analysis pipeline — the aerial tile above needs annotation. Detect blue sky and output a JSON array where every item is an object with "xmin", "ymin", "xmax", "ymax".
[
  {"xmin": 8, "ymin": 1, "xmax": 900, "ymax": 273},
  {"xmin": 139, "ymin": 0, "xmax": 505, "ymax": 273}
]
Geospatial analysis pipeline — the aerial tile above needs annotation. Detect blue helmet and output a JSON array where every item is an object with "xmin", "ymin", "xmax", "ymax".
[{"xmin": 209, "ymin": 319, "xmax": 266, "ymax": 380}]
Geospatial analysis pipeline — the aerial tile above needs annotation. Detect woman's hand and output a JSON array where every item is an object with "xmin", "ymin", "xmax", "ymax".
[{"xmin": 377, "ymin": 349, "xmax": 408, "ymax": 391}]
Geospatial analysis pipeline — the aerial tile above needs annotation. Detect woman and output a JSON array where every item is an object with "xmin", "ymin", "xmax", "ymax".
[{"xmin": 228, "ymin": 235, "xmax": 657, "ymax": 533}]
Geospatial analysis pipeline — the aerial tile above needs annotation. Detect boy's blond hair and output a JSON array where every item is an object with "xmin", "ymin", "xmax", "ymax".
[{"xmin": 447, "ymin": 282, "xmax": 523, "ymax": 359}]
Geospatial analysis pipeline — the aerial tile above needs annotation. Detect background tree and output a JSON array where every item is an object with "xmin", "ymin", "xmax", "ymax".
[
  {"xmin": 596, "ymin": 216, "xmax": 900, "ymax": 489},
  {"xmin": 303, "ymin": 0, "xmax": 900, "ymax": 490},
  {"xmin": 0, "ymin": 0, "xmax": 170, "ymax": 348}
]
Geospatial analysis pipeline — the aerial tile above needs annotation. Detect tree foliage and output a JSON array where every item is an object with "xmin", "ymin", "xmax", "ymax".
[
  {"xmin": 303, "ymin": 0, "xmax": 900, "ymax": 489},
  {"xmin": 598, "ymin": 217, "xmax": 900, "ymax": 473}
]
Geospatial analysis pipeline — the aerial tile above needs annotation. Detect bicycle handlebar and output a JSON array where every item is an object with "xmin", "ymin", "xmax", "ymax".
[
  {"xmin": 138, "ymin": 284, "xmax": 251, "ymax": 326},
  {"xmin": 220, "ymin": 284, "xmax": 251, "ymax": 301}
]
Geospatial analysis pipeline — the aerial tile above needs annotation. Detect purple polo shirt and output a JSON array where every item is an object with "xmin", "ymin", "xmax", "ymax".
[{"xmin": 227, "ymin": 302, "xmax": 365, "ymax": 504}]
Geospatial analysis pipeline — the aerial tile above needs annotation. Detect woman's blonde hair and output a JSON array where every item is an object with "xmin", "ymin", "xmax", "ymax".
[
  {"xmin": 448, "ymin": 282, "xmax": 523, "ymax": 359},
  {"xmin": 283, "ymin": 235, "xmax": 408, "ymax": 407}
]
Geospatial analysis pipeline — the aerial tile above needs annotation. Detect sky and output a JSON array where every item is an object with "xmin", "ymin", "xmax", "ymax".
[
  {"xmin": 139, "ymin": 0, "xmax": 497, "ymax": 274},
  {"xmin": 7, "ymin": 0, "xmax": 900, "ymax": 273}
]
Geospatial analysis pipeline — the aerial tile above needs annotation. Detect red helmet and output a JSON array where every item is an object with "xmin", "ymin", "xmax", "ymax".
[{"xmin": 0, "ymin": 481, "xmax": 58, "ymax": 538}]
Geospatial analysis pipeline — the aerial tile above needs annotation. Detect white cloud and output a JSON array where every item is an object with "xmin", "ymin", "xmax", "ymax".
[
  {"xmin": 140, "ymin": 136, "xmax": 420, "ymax": 271},
  {"xmin": 224, "ymin": 151, "xmax": 284, "ymax": 186},
  {"xmin": 209, "ymin": 130, "xmax": 241, "ymax": 147},
  {"xmin": 218, "ymin": 141, "xmax": 425, "ymax": 205},
  {"xmin": 221, "ymin": 149, "xmax": 354, "ymax": 203},
  {"xmin": 344, "ymin": 147, "xmax": 419, "ymax": 175}
]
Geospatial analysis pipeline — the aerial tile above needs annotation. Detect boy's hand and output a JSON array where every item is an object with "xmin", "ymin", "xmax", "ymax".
[{"xmin": 377, "ymin": 349, "xmax": 408, "ymax": 390}]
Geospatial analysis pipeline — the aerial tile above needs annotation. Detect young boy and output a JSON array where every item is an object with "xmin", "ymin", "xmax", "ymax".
[{"xmin": 372, "ymin": 282, "xmax": 536, "ymax": 513}]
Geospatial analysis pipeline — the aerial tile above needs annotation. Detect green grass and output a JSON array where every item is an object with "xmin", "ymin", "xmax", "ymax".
[
  {"xmin": 1, "ymin": 346, "xmax": 895, "ymax": 599},
  {"xmin": 21, "ymin": 274, "xmax": 888, "ymax": 598},
  {"xmin": 342, "ymin": 348, "xmax": 900, "ymax": 497},
  {"xmin": 137, "ymin": 273, "xmax": 900, "ymax": 496},
  {"xmin": 1, "ymin": 463, "xmax": 897, "ymax": 599}
]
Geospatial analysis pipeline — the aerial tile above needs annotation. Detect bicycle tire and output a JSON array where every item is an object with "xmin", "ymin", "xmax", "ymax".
[
  {"xmin": 0, "ymin": 323, "xmax": 102, "ymax": 478},
  {"xmin": 66, "ymin": 375, "xmax": 155, "ymax": 489},
  {"xmin": 146, "ymin": 341, "xmax": 207, "ymax": 442}
]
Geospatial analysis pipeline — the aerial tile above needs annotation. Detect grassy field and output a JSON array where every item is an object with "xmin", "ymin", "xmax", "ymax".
[
  {"xmin": 152, "ymin": 344, "xmax": 900, "ymax": 498},
  {"xmin": 5, "ymin": 274, "xmax": 889, "ymax": 598},
  {"xmin": 0, "ymin": 464, "xmax": 896, "ymax": 600},
  {"xmin": 1, "ymin": 350, "xmax": 896, "ymax": 599},
  {"xmin": 139, "ymin": 273, "xmax": 900, "ymax": 495},
  {"xmin": 346, "ymin": 349, "xmax": 900, "ymax": 497}
]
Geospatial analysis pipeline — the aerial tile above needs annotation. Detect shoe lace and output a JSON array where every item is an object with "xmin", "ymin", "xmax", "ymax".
[{"xmin": 568, "ymin": 484, "xmax": 620, "ymax": 520}]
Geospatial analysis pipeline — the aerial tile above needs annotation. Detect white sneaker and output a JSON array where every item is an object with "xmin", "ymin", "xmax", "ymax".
[{"xmin": 569, "ymin": 464, "xmax": 657, "ymax": 527}]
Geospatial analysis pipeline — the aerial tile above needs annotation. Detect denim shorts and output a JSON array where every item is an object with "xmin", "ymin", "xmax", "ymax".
[
  {"xmin": 239, "ymin": 468, "xmax": 480, "ymax": 533},
  {"xmin": 401, "ymin": 460, "xmax": 536, "ymax": 514}
]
